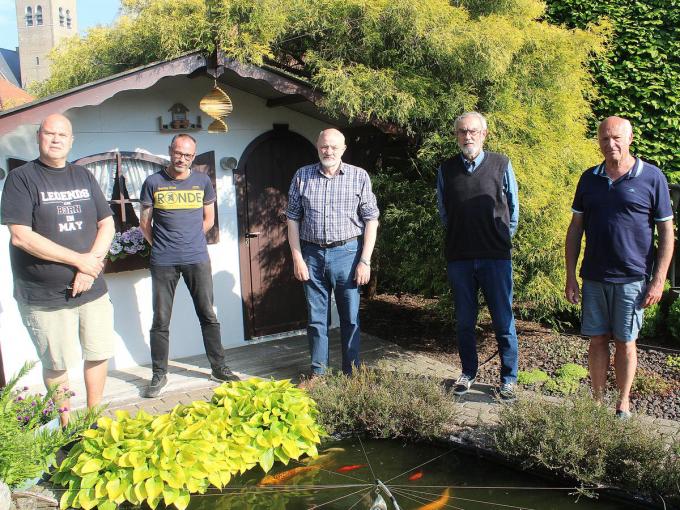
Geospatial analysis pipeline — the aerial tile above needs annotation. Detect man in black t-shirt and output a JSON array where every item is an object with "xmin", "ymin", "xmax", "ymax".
[{"xmin": 1, "ymin": 114, "xmax": 115, "ymax": 426}]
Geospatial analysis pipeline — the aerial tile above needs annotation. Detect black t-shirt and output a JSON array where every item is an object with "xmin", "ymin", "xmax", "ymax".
[{"xmin": 1, "ymin": 159, "xmax": 112, "ymax": 306}]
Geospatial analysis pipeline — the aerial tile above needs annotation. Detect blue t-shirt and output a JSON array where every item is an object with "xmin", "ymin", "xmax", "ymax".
[
  {"xmin": 571, "ymin": 158, "xmax": 673, "ymax": 283},
  {"xmin": 140, "ymin": 169, "xmax": 216, "ymax": 266}
]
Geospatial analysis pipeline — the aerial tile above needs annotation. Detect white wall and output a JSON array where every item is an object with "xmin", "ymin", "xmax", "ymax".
[{"xmin": 0, "ymin": 75, "xmax": 331, "ymax": 385}]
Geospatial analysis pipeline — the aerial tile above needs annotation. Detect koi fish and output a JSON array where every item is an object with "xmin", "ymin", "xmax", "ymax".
[
  {"xmin": 408, "ymin": 470, "xmax": 423, "ymax": 481},
  {"xmin": 417, "ymin": 487, "xmax": 450, "ymax": 510},
  {"xmin": 258, "ymin": 466, "xmax": 318, "ymax": 486},
  {"xmin": 336, "ymin": 464, "xmax": 367, "ymax": 473}
]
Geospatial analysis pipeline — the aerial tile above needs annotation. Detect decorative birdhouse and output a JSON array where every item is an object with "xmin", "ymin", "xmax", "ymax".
[
  {"xmin": 169, "ymin": 103, "xmax": 190, "ymax": 129},
  {"xmin": 199, "ymin": 85, "xmax": 233, "ymax": 133}
]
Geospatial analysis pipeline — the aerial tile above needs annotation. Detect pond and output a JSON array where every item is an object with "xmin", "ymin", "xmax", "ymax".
[{"xmin": 186, "ymin": 438, "xmax": 644, "ymax": 510}]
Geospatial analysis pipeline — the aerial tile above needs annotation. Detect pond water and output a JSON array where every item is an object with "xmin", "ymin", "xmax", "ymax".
[{"xmin": 186, "ymin": 438, "xmax": 644, "ymax": 510}]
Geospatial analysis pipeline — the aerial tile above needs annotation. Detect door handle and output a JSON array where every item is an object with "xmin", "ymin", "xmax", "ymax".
[{"xmin": 245, "ymin": 232, "xmax": 261, "ymax": 238}]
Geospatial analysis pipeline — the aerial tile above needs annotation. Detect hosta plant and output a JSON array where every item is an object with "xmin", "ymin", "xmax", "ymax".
[{"xmin": 51, "ymin": 378, "xmax": 325, "ymax": 510}]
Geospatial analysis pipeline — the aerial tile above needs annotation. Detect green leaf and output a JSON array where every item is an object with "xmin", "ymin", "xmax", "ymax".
[{"xmin": 259, "ymin": 448, "xmax": 275, "ymax": 473}]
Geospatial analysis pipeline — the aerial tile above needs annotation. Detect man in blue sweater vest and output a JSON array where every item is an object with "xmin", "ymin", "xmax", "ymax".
[
  {"xmin": 436, "ymin": 112, "xmax": 520, "ymax": 400},
  {"xmin": 565, "ymin": 116, "xmax": 673, "ymax": 419}
]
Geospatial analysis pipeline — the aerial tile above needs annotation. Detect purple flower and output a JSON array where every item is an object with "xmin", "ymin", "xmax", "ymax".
[
  {"xmin": 15, "ymin": 396, "xmax": 24, "ymax": 401},
  {"xmin": 23, "ymin": 386, "xmax": 29, "ymax": 391}
]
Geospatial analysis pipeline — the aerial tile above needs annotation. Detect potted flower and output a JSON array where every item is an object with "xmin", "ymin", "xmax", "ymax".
[
  {"xmin": 105, "ymin": 226, "xmax": 151, "ymax": 273},
  {"xmin": 0, "ymin": 361, "xmax": 100, "ymax": 490}
]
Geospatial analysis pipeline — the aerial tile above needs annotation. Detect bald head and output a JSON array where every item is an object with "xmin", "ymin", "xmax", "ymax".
[
  {"xmin": 597, "ymin": 116, "xmax": 634, "ymax": 168},
  {"xmin": 36, "ymin": 114, "xmax": 74, "ymax": 168},
  {"xmin": 317, "ymin": 128, "xmax": 347, "ymax": 173}
]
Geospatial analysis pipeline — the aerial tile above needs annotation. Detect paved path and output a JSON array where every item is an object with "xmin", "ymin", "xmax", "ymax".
[{"xmin": 57, "ymin": 331, "xmax": 678, "ymax": 442}]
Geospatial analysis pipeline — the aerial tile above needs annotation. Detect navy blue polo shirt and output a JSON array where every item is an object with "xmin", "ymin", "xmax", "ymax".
[{"xmin": 571, "ymin": 158, "xmax": 673, "ymax": 283}]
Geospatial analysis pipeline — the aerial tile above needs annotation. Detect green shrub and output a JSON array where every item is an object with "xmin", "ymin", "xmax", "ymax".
[
  {"xmin": 517, "ymin": 369, "xmax": 550, "ymax": 387},
  {"xmin": 493, "ymin": 393, "xmax": 680, "ymax": 499},
  {"xmin": 667, "ymin": 296, "xmax": 680, "ymax": 342},
  {"xmin": 639, "ymin": 302, "xmax": 662, "ymax": 339},
  {"xmin": 632, "ymin": 369, "xmax": 673, "ymax": 397},
  {"xmin": 51, "ymin": 379, "xmax": 325, "ymax": 510},
  {"xmin": 307, "ymin": 365, "xmax": 456, "ymax": 440},
  {"xmin": 667, "ymin": 355, "xmax": 680, "ymax": 370}
]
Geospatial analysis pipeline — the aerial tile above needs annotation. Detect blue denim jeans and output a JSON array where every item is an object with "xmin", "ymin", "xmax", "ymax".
[
  {"xmin": 149, "ymin": 261, "xmax": 225, "ymax": 377},
  {"xmin": 447, "ymin": 259, "xmax": 518, "ymax": 384},
  {"xmin": 302, "ymin": 238, "xmax": 361, "ymax": 375}
]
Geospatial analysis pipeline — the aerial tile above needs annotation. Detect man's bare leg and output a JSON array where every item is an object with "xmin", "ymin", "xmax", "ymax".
[
  {"xmin": 43, "ymin": 368, "xmax": 70, "ymax": 427},
  {"xmin": 588, "ymin": 334, "xmax": 610, "ymax": 402},
  {"xmin": 84, "ymin": 359, "xmax": 108, "ymax": 408},
  {"xmin": 613, "ymin": 339, "xmax": 637, "ymax": 413}
]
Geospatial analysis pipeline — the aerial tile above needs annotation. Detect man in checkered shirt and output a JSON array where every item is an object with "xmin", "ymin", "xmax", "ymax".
[{"xmin": 286, "ymin": 129, "xmax": 379, "ymax": 376}]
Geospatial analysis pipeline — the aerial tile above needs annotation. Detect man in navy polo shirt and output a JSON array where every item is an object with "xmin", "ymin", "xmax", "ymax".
[
  {"xmin": 565, "ymin": 116, "xmax": 674, "ymax": 419},
  {"xmin": 139, "ymin": 134, "xmax": 238, "ymax": 398}
]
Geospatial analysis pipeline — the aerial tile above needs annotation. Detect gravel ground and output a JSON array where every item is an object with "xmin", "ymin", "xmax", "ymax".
[{"xmin": 360, "ymin": 293, "xmax": 680, "ymax": 421}]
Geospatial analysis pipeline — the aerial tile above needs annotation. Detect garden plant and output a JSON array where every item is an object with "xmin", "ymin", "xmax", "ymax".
[
  {"xmin": 51, "ymin": 378, "xmax": 325, "ymax": 510},
  {"xmin": 0, "ymin": 361, "xmax": 99, "ymax": 489}
]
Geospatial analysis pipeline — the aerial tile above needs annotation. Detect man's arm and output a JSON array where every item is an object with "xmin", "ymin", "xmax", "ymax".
[
  {"xmin": 71, "ymin": 216, "xmax": 115, "ymax": 296},
  {"xmin": 203, "ymin": 203, "xmax": 215, "ymax": 234},
  {"xmin": 8, "ymin": 224, "xmax": 105, "ymax": 277},
  {"xmin": 564, "ymin": 213, "xmax": 584, "ymax": 304},
  {"xmin": 642, "ymin": 219, "xmax": 674, "ymax": 308},
  {"xmin": 504, "ymin": 161, "xmax": 519, "ymax": 237},
  {"xmin": 355, "ymin": 219, "xmax": 378, "ymax": 285},
  {"xmin": 287, "ymin": 219, "xmax": 309, "ymax": 281},
  {"xmin": 139, "ymin": 205, "xmax": 153, "ymax": 245}
]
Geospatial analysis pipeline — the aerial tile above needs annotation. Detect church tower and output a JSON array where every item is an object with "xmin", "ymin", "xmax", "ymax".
[{"xmin": 15, "ymin": 0, "xmax": 77, "ymax": 88}]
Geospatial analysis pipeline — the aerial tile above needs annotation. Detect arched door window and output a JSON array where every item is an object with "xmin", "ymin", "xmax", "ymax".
[
  {"xmin": 59, "ymin": 7, "xmax": 64, "ymax": 26},
  {"xmin": 25, "ymin": 6, "xmax": 33, "ymax": 26},
  {"xmin": 66, "ymin": 9, "xmax": 71, "ymax": 28},
  {"xmin": 35, "ymin": 5, "xmax": 43, "ymax": 25}
]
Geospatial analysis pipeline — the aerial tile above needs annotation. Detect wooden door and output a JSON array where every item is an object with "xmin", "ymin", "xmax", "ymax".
[{"xmin": 236, "ymin": 126, "xmax": 317, "ymax": 338}]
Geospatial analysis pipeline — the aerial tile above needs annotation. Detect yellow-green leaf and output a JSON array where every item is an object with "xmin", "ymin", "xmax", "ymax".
[{"xmin": 173, "ymin": 490, "xmax": 191, "ymax": 510}]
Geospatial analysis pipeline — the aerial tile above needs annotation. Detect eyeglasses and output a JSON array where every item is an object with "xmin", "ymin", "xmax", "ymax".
[
  {"xmin": 456, "ymin": 128, "xmax": 482, "ymax": 137},
  {"xmin": 172, "ymin": 150, "xmax": 195, "ymax": 160},
  {"xmin": 319, "ymin": 145, "xmax": 345, "ymax": 153}
]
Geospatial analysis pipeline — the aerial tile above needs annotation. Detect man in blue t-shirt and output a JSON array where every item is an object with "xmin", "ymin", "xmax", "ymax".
[
  {"xmin": 565, "ymin": 116, "xmax": 674, "ymax": 419},
  {"xmin": 139, "ymin": 134, "xmax": 238, "ymax": 398}
]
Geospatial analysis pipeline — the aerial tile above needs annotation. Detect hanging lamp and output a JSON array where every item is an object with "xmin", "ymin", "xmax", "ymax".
[{"xmin": 199, "ymin": 81, "xmax": 233, "ymax": 133}]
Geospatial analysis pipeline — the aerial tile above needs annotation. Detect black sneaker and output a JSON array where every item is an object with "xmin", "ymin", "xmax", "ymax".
[
  {"xmin": 452, "ymin": 374, "xmax": 476, "ymax": 396},
  {"xmin": 498, "ymin": 382, "xmax": 517, "ymax": 402},
  {"xmin": 143, "ymin": 374, "xmax": 167, "ymax": 398},
  {"xmin": 210, "ymin": 366, "xmax": 239, "ymax": 383}
]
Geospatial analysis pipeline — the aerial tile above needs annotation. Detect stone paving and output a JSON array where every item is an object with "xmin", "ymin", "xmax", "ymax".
[{"xmin": 55, "ymin": 330, "xmax": 678, "ymax": 442}]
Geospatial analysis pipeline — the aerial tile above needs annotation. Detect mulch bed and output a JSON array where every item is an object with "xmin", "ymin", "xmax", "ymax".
[{"xmin": 360, "ymin": 293, "xmax": 680, "ymax": 421}]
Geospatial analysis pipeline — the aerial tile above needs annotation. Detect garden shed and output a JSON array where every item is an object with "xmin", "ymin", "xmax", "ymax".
[{"xmin": 0, "ymin": 51, "xmax": 393, "ymax": 386}]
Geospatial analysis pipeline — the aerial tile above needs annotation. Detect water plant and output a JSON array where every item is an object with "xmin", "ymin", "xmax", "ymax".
[
  {"xmin": 51, "ymin": 378, "xmax": 325, "ymax": 510},
  {"xmin": 493, "ymin": 392, "xmax": 680, "ymax": 501},
  {"xmin": 306, "ymin": 364, "xmax": 456, "ymax": 440},
  {"xmin": 0, "ymin": 361, "xmax": 100, "ymax": 489}
]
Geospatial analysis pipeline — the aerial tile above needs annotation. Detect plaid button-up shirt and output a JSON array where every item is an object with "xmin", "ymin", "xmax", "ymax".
[{"xmin": 286, "ymin": 162, "xmax": 379, "ymax": 245}]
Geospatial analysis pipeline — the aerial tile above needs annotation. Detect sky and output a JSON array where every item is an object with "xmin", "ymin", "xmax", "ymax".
[{"xmin": 0, "ymin": 0, "xmax": 122, "ymax": 50}]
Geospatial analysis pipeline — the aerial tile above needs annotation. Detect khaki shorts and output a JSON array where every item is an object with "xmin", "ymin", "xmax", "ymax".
[{"xmin": 18, "ymin": 293, "xmax": 115, "ymax": 371}]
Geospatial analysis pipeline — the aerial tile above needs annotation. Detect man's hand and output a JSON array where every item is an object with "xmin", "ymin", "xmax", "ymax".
[
  {"xmin": 642, "ymin": 278, "xmax": 664, "ymax": 308},
  {"xmin": 71, "ymin": 272, "xmax": 95, "ymax": 297},
  {"xmin": 355, "ymin": 261, "xmax": 370, "ymax": 286},
  {"xmin": 565, "ymin": 277, "xmax": 580, "ymax": 304},
  {"xmin": 75, "ymin": 252, "xmax": 105, "ymax": 278},
  {"xmin": 293, "ymin": 256, "xmax": 310, "ymax": 282}
]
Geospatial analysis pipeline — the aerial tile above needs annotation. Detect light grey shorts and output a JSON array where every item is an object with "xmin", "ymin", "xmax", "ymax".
[
  {"xmin": 18, "ymin": 293, "xmax": 115, "ymax": 371},
  {"xmin": 581, "ymin": 279, "xmax": 645, "ymax": 342}
]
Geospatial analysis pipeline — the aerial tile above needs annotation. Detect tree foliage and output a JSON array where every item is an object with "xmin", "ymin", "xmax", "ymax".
[
  {"xmin": 32, "ymin": 0, "xmax": 605, "ymax": 321},
  {"xmin": 545, "ymin": 0, "xmax": 680, "ymax": 181}
]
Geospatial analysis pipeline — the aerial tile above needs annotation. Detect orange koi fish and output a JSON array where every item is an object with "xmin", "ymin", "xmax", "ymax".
[
  {"xmin": 336, "ymin": 464, "xmax": 367, "ymax": 473},
  {"xmin": 258, "ymin": 466, "xmax": 319, "ymax": 486},
  {"xmin": 417, "ymin": 487, "xmax": 450, "ymax": 510},
  {"xmin": 408, "ymin": 470, "xmax": 423, "ymax": 481}
]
